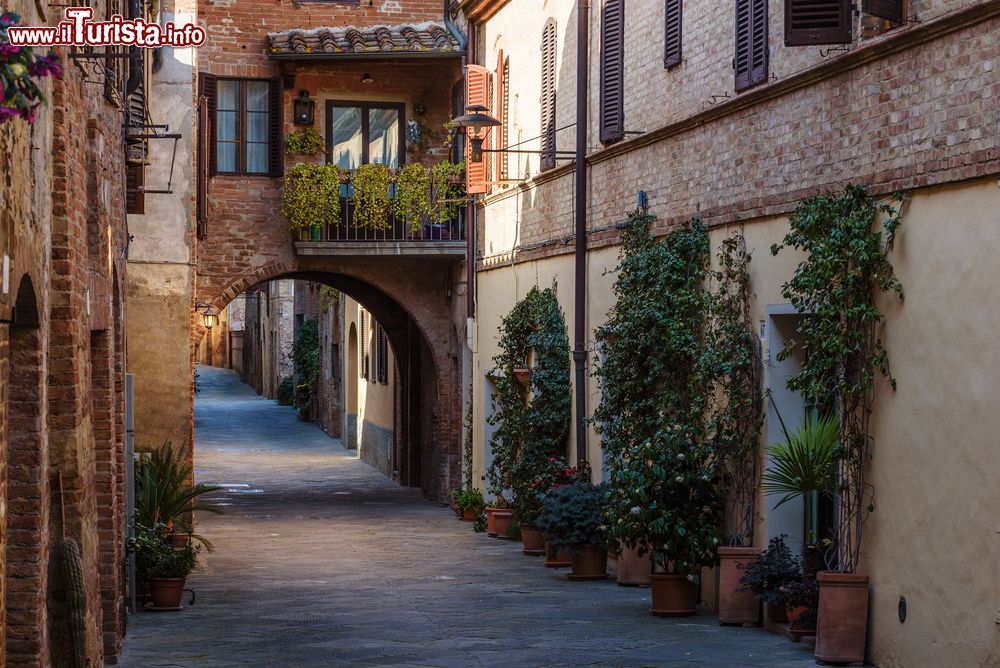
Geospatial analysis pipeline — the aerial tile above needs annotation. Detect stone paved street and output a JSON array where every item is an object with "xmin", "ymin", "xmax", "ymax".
[{"xmin": 117, "ymin": 366, "xmax": 817, "ymax": 667}]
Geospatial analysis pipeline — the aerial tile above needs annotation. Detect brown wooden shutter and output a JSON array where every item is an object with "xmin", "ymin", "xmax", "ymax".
[
  {"xmin": 125, "ymin": 162, "xmax": 144, "ymax": 214},
  {"xmin": 268, "ymin": 77, "xmax": 283, "ymax": 177},
  {"xmin": 663, "ymin": 0, "xmax": 683, "ymax": 68},
  {"xmin": 199, "ymin": 73, "xmax": 218, "ymax": 176},
  {"xmin": 500, "ymin": 57, "xmax": 510, "ymax": 181},
  {"xmin": 197, "ymin": 94, "xmax": 209, "ymax": 238},
  {"xmin": 464, "ymin": 64, "xmax": 490, "ymax": 194},
  {"xmin": 600, "ymin": 0, "xmax": 624, "ymax": 145},
  {"xmin": 863, "ymin": 0, "xmax": 903, "ymax": 22},
  {"xmin": 735, "ymin": 0, "xmax": 768, "ymax": 92},
  {"xmin": 540, "ymin": 18, "xmax": 557, "ymax": 171},
  {"xmin": 493, "ymin": 49, "xmax": 505, "ymax": 186},
  {"xmin": 785, "ymin": 0, "xmax": 852, "ymax": 46}
]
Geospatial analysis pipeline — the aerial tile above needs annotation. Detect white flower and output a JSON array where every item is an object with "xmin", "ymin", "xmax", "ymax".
[
  {"xmin": 674, "ymin": 475, "xmax": 684, "ymax": 483},
  {"xmin": 676, "ymin": 453, "xmax": 685, "ymax": 460},
  {"xmin": 630, "ymin": 506, "xmax": 641, "ymax": 515}
]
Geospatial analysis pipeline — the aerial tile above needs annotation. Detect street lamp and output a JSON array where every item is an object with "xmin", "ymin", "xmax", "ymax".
[
  {"xmin": 452, "ymin": 104, "xmax": 500, "ymax": 163},
  {"xmin": 202, "ymin": 305, "xmax": 218, "ymax": 330}
]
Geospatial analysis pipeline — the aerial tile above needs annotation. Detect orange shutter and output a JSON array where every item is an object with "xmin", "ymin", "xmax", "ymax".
[
  {"xmin": 493, "ymin": 50, "xmax": 505, "ymax": 187},
  {"xmin": 464, "ymin": 64, "xmax": 489, "ymax": 195}
]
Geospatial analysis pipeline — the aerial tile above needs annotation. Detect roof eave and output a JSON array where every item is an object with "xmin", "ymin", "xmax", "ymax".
[{"xmin": 268, "ymin": 50, "xmax": 463, "ymax": 61}]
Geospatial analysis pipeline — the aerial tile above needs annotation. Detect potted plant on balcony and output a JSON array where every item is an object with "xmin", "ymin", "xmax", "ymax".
[
  {"xmin": 282, "ymin": 163, "xmax": 341, "ymax": 240},
  {"xmin": 392, "ymin": 163, "xmax": 432, "ymax": 234},
  {"xmin": 426, "ymin": 160, "xmax": 465, "ymax": 239},
  {"xmin": 131, "ymin": 522, "xmax": 199, "ymax": 610},
  {"xmin": 352, "ymin": 162, "xmax": 392, "ymax": 231},
  {"xmin": 285, "ymin": 127, "xmax": 324, "ymax": 157},
  {"xmin": 771, "ymin": 185, "xmax": 903, "ymax": 663},
  {"xmin": 536, "ymin": 479, "xmax": 609, "ymax": 580}
]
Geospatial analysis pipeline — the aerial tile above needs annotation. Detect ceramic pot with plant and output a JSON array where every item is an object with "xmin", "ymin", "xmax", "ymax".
[
  {"xmin": 536, "ymin": 480, "xmax": 609, "ymax": 580},
  {"xmin": 131, "ymin": 523, "xmax": 199, "ymax": 610},
  {"xmin": 738, "ymin": 535, "xmax": 802, "ymax": 625},
  {"xmin": 492, "ymin": 509, "xmax": 515, "ymax": 539},
  {"xmin": 453, "ymin": 487, "xmax": 484, "ymax": 522},
  {"xmin": 614, "ymin": 543, "xmax": 652, "ymax": 587},
  {"xmin": 718, "ymin": 544, "xmax": 760, "ymax": 624},
  {"xmin": 518, "ymin": 458, "xmax": 587, "ymax": 557}
]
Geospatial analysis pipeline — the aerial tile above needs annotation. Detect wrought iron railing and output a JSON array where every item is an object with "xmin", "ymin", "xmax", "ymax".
[{"xmin": 296, "ymin": 199, "xmax": 465, "ymax": 242}]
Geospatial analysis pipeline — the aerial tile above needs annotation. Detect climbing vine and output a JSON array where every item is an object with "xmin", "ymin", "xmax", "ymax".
[
  {"xmin": 285, "ymin": 127, "xmax": 324, "ymax": 156},
  {"xmin": 429, "ymin": 160, "xmax": 465, "ymax": 226},
  {"xmin": 282, "ymin": 164, "xmax": 342, "ymax": 231},
  {"xmin": 319, "ymin": 286, "xmax": 339, "ymax": 313},
  {"xmin": 352, "ymin": 163, "xmax": 391, "ymax": 230},
  {"xmin": 594, "ymin": 211, "xmax": 720, "ymax": 576},
  {"xmin": 485, "ymin": 285, "xmax": 571, "ymax": 518},
  {"xmin": 290, "ymin": 319, "xmax": 320, "ymax": 402},
  {"xmin": 707, "ymin": 233, "xmax": 764, "ymax": 546},
  {"xmin": 771, "ymin": 184, "xmax": 902, "ymax": 573}
]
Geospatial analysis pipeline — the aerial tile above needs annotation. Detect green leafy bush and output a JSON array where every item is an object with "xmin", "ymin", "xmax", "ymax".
[
  {"xmin": 290, "ymin": 320, "xmax": 320, "ymax": 400},
  {"xmin": 282, "ymin": 163, "xmax": 342, "ymax": 231},
  {"xmin": 130, "ymin": 523, "xmax": 200, "ymax": 580},
  {"xmin": 285, "ymin": 127, "xmax": 325, "ymax": 156},
  {"xmin": 353, "ymin": 163, "xmax": 391, "ymax": 230},
  {"xmin": 535, "ymin": 480, "xmax": 608, "ymax": 553},
  {"xmin": 276, "ymin": 375, "xmax": 294, "ymax": 406},
  {"xmin": 453, "ymin": 486, "xmax": 484, "ymax": 511},
  {"xmin": 518, "ymin": 457, "xmax": 588, "ymax": 528},
  {"xmin": 392, "ymin": 163, "xmax": 432, "ymax": 232},
  {"xmin": 738, "ymin": 535, "xmax": 801, "ymax": 605}
]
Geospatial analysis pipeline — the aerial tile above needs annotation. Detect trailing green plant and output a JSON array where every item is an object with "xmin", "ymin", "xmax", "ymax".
[
  {"xmin": 319, "ymin": 286, "xmax": 339, "ymax": 312},
  {"xmin": 594, "ymin": 211, "xmax": 720, "ymax": 578},
  {"xmin": 282, "ymin": 163, "xmax": 342, "ymax": 231},
  {"xmin": 285, "ymin": 127, "xmax": 324, "ymax": 156},
  {"xmin": 129, "ymin": 522, "xmax": 200, "ymax": 580},
  {"xmin": 454, "ymin": 486, "xmax": 484, "ymax": 511},
  {"xmin": 1, "ymin": 13, "xmax": 62, "ymax": 125},
  {"xmin": 737, "ymin": 535, "xmax": 801, "ymax": 605},
  {"xmin": 485, "ymin": 285, "xmax": 571, "ymax": 512},
  {"xmin": 535, "ymin": 480, "xmax": 609, "ymax": 553},
  {"xmin": 276, "ymin": 375, "xmax": 295, "ymax": 406},
  {"xmin": 429, "ymin": 160, "xmax": 465, "ymax": 226},
  {"xmin": 771, "ymin": 184, "xmax": 902, "ymax": 573},
  {"xmin": 708, "ymin": 232, "xmax": 763, "ymax": 546},
  {"xmin": 392, "ymin": 162, "xmax": 432, "ymax": 232},
  {"xmin": 290, "ymin": 319, "xmax": 320, "ymax": 401},
  {"xmin": 135, "ymin": 442, "xmax": 221, "ymax": 551},
  {"xmin": 352, "ymin": 162, "xmax": 392, "ymax": 230}
]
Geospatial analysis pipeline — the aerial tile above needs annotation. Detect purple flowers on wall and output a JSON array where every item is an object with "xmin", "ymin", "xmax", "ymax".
[{"xmin": 1, "ymin": 12, "xmax": 62, "ymax": 125}]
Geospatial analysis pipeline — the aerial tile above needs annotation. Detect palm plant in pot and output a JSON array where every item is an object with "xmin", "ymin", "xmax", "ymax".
[
  {"xmin": 131, "ymin": 522, "xmax": 200, "ymax": 610},
  {"xmin": 771, "ymin": 185, "xmax": 903, "ymax": 663},
  {"xmin": 135, "ymin": 443, "xmax": 221, "ymax": 549},
  {"xmin": 535, "ymin": 479, "xmax": 609, "ymax": 580}
]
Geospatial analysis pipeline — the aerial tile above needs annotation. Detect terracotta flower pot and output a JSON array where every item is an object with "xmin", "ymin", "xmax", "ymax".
[
  {"xmin": 615, "ymin": 544, "xmax": 652, "ymax": 587},
  {"xmin": 520, "ymin": 524, "xmax": 545, "ymax": 556},
  {"xmin": 543, "ymin": 539, "xmax": 572, "ymax": 568},
  {"xmin": 461, "ymin": 507, "xmax": 479, "ymax": 522},
  {"xmin": 815, "ymin": 572, "xmax": 869, "ymax": 664},
  {"xmin": 717, "ymin": 546, "xmax": 760, "ymax": 625},
  {"xmin": 568, "ymin": 544, "xmax": 608, "ymax": 580},
  {"xmin": 649, "ymin": 574, "xmax": 697, "ymax": 617},
  {"xmin": 169, "ymin": 532, "xmax": 190, "ymax": 548},
  {"xmin": 492, "ymin": 510, "xmax": 514, "ymax": 539},
  {"xmin": 148, "ymin": 577, "xmax": 186, "ymax": 610},
  {"xmin": 766, "ymin": 601, "xmax": 789, "ymax": 624},
  {"xmin": 485, "ymin": 507, "xmax": 499, "ymax": 536}
]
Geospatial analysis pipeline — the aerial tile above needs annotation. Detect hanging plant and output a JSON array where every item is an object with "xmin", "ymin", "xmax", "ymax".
[
  {"xmin": 285, "ymin": 127, "xmax": 324, "ymax": 156},
  {"xmin": 1, "ymin": 13, "xmax": 62, "ymax": 125},
  {"xmin": 485, "ymin": 285, "xmax": 571, "ymax": 523},
  {"xmin": 352, "ymin": 162, "xmax": 392, "ymax": 230},
  {"xmin": 392, "ymin": 163, "xmax": 431, "ymax": 233},
  {"xmin": 318, "ymin": 286, "xmax": 339, "ymax": 312},
  {"xmin": 771, "ymin": 184, "xmax": 902, "ymax": 573},
  {"xmin": 594, "ymin": 211, "xmax": 720, "ymax": 577},
  {"xmin": 282, "ymin": 163, "xmax": 341, "ymax": 231},
  {"xmin": 708, "ymin": 232, "xmax": 763, "ymax": 547},
  {"xmin": 429, "ymin": 160, "xmax": 466, "ymax": 226}
]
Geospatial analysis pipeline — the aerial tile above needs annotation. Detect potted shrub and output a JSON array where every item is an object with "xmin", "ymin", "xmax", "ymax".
[
  {"xmin": 131, "ymin": 523, "xmax": 199, "ymax": 610},
  {"xmin": 535, "ymin": 480, "xmax": 609, "ymax": 580},
  {"xmin": 518, "ymin": 458, "xmax": 585, "ymax": 556},
  {"xmin": 135, "ymin": 443, "xmax": 221, "ymax": 550},
  {"xmin": 738, "ymin": 535, "xmax": 802, "ymax": 624},
  {"xmin": 771, "ymin": 185, "xmax": 903, "ymax": 663},
  {"xmin": 453, "ymin": 486, "xmax": 484, "ymax": 522}
]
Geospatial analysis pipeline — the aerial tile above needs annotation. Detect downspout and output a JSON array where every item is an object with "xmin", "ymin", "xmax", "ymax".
[
  {"xmin": 444, "ymin": 0, "xmax": 467, "ymax": 53},
  {"xmin": 573, "ymin": 0, "xmax": 589, "ymax": 466}
]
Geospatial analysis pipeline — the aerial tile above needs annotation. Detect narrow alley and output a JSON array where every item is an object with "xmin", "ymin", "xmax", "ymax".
[{"xmin": 117, "ymin": 366, "xmax": 815, "ymax": 667}]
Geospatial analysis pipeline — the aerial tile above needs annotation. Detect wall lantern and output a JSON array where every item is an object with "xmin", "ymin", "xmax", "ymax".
[
  {"xmin": 293, "ymin": 90, "xmax": 315, "ymax": 126},
  {"xmin": 452, "ymin": 104, "xmax": 499, "ymax": 163},
  {"xmin": 202, "ymin": 305, "xmax": 219, "ymax": 330}
]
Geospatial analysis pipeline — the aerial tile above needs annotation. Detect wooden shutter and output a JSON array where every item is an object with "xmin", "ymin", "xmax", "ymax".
[
  {"xmin": 540, "ymin": 18, "xmax": 557, "ymax": 171},
  {"xmin": 268, "ymin": 77, "xmax": 283, "ymax": 177},
  {"xmin": 863, "ymin": 0, "xmax": 903, "ymax": 22},
  {"xmin": 199, "ymin": 73, "xmax": 218, "ymax": 176},
  {"xmin": 500, "ymin": 57, "xmax": 510, "ymax": 181},
  {"xmin": 735, "ymin": 0, "xmax": 768, "ymax": 92},
  {"xmin": 663, "ymin": 0, "xmax": 683, "ymax": 68},
  {"xmin": 493, "ymin": 50, "xmax": 505, "ymax": 186},
  {"xmin": 197, "ymin": 93, "xmax": 209, "ymax": 237},
  {"xmin": 600, "ymin": 0, "xmax": 624, "ymax": 145},
  {"xmin": 376, "ymin": 324, "xmax": 388, "ymax": 384},
  {"xmin": 125, "ymin": 162, "xmax": 144, "ymax": 215},
  {"xmin": 785, "ymin": 0, "xmax": 851, "ymax": 46},
  {"xmin": 464, "ymin": 64, "xmax": 490, "ymax": 194}
]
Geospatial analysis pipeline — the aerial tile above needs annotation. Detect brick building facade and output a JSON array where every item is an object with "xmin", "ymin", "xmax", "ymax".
[
  {"xmin": 1, "ymin": 0, "xmax": 135, "ymax": 661},
  {"xmin": 464, "ymin": 0, "xmax": 1000, "ymax": 665}
]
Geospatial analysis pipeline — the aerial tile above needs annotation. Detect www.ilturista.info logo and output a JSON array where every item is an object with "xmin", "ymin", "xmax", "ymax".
[{"xmin": 6, "ymin": 7, "xmax": 206, "ymax": 47}]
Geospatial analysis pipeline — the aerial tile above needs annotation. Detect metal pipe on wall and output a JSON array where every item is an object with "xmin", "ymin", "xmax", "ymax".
[{"xmin": 573, "ymin": 0, "xmax": 589, "ymax": 466}]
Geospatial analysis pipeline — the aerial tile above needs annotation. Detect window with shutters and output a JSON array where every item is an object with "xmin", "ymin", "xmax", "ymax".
[
  {"xmin": 375, "ymin": 323, "xmax": 389, "ymax": 385},
  {"xmin": 863, "ymin": 0, "xmax": 903, "ymax": 23},
  {"xmin": 500, "ymin": 56, "xmax": 510, "ymax": 181},
  {"xmin": 212, "ymin": 78, "xmax": 282, "ymax": 176},
  {"xmin": 735, "ymin": 0, "xmax": 769, "ymax": 92},
  {"xmin": 785, "ymin": 0, "xmax": 851, "ymax": 46},
  {"xmin": 663, "ymin": 0, "xmax": 683, "ymax": 68},
  {"xmin": 600, "ymin": 0, "xmax": 624, "ymax": 144},
  {"xmin": 494, "ymin": 50, "xmax": 507, "ymax": 185},
  {"xmin": 540, "ymin": 18, "xmax": 557, "ymax": 171}
]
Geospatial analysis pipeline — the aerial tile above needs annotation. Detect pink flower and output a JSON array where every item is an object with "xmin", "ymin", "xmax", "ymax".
[{"xmin": 0, "ymin": 106, "xmax": 20, "ymax": 124}]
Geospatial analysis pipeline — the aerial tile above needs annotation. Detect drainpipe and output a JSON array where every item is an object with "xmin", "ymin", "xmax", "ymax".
[
  {"xmin": 444, "ymin": 0, "xmax": 467, "ymax": 54},
  {"xmin": 573, "ymin": 0, "xmax": 589, "ymax": 466}
]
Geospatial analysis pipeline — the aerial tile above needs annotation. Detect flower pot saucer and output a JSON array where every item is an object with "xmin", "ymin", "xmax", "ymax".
[
  {"xmin": 522, "ymin": 548, "xmax": 545, "ymax": 556},
  {"xmin": 145, "ymin": 605, "xmax": 184, "ymax": 612},
  {"xmin": 567, "ymin": 573, "xmax": 607, "ymax": 581}
]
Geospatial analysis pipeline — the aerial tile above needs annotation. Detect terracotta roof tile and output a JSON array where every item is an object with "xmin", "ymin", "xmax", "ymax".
[{"xmin": 267, "ymin": 22, "xmax": 462, "ymax": 59}]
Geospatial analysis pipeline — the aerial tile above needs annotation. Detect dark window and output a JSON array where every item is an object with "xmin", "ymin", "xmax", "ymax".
[
  {"xmin": 600, "ymin": 0, "xmax": 625, "ymax": 144},
  {"xmin": 735, "ymin": 0, "xmax": 768, "ymax": 92},
  {"xmin": 863, "ymin": 0, "xmax": 903, "ymax": 22},
  {"xmin": 126, "ymin": 162, "xmax": 144, "ymax": 215},
  {"xmin": 360, "ymin": 310, "xmax": 369, "ymax": 380},
  {"xmin": 785, "ymin": 0, "xmax": 851, "ymax": 46},
  {"xmin": 663, "ymin": 0, "xmax": 683, "ymax": 68},
  {"xmin": 212, "ymin": 78, "xmax": 282, "ymax": 176},
  {"xmin": 540, "ymin": 18, "xmax": 557, "ymax": 171},
  {"xmin": 375, "ymin": 324, "xmax": 389, "ymax": 385},
  {"xmin": 325, "ymin": 100, "xmax": 405, "ymax": 169}
]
